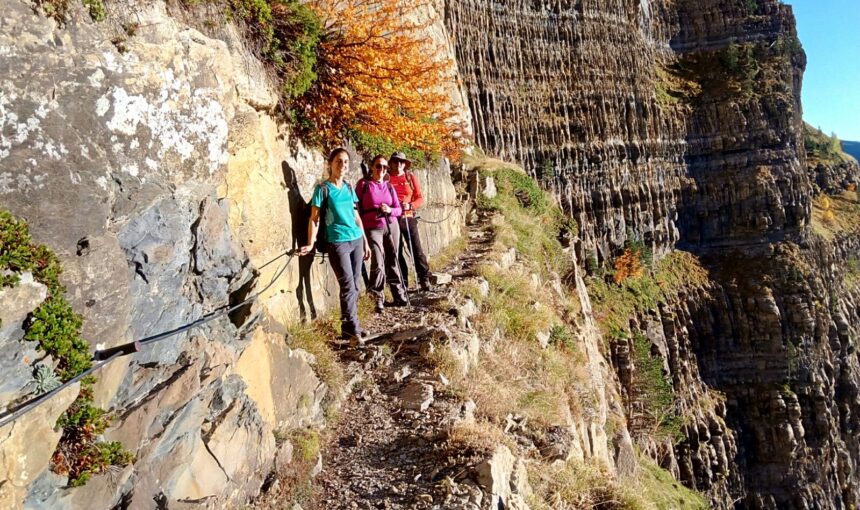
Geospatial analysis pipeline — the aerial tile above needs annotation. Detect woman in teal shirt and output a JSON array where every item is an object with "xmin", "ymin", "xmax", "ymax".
[{"xmin": 300, "ymin": 148, "xmax": 371, "ymax": 341}]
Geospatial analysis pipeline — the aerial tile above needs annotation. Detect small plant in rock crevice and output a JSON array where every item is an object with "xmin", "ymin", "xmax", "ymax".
[
  {"xmin": 33, "ymin": 0, "xmax": 107, "ymax": 22},
  {"xmin": 1, "ymin": 209, "xmax": 132, "ymax": 486}
]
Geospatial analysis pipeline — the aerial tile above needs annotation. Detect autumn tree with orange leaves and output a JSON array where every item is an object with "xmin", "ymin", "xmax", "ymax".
[{"xmin": 295, "ymin": 0, "xmax": 464, "ymax": 159}]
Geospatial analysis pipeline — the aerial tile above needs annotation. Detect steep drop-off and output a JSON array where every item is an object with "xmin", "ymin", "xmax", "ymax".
[{"xmin": 445, "ymin": 0, "xmax": 860, "ymax": 509}]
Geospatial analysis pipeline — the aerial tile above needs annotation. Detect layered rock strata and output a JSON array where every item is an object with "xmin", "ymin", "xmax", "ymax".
[
  {"xmin": 446, "ymin": 0, "xmax": 860, "ymax": 508},
  {"xmin": 445, "ymin": 0, "xmax": 689, "ymax": 261}
]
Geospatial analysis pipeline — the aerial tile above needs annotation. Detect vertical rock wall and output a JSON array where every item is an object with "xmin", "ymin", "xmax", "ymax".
[
  {"xmin": 445, "ymin": 0, "xmax": 860, "ymax": 509},
  {"xmin": 446, "ymin": 0, "xmax": 688, "ymax": 262},
  {"xmin": 0, "ymin": 1, "xmax": 466, "ymax": 508}
]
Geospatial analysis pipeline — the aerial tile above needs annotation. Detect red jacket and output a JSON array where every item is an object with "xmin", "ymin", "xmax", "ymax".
[{"xmin": 388, "ymin": 171, "xmax": 423, "ymax": 218}]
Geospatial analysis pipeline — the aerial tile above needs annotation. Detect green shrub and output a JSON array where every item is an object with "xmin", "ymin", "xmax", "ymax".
[
  {"xmin": 25, "ymin": 297, "xmax": 91, "ymax": 380},
  {"xmin": 69, "ymin": 441, "xmax": 134, "ymax": 487},
  {"xmin": 349, "ymin": 128, "xmax": 433, "ymax": 166},
  {"xmin": 548, "ymin": 324, "xmax": 575, "ymax": 351},
  {"xmin": 278, "ymin": 0, "xmax": 322, "ymax": 99},
  {"xmin": 33, "ymin": 0, "xmax": 107, "ymax": 22},
  {"xmin": 632, "ymin": 334, "xmax": 682, "ymax": 440},
  {"xmin": 0, "ymin": 210, "xmax": 63, "ymax": 292},
  {"xmin": 180, "ymin": 0, "xmax": 322, "ymax": 107},
  {"xmin": 1, "ymin": 209, "xmax": 131, "ymax": 487},
  {"xmin": 55, "ymin": 379, "xmax": 134, "ymax": 486},
  {"xmin": 81, "ymin": 0, "xmax": 106, "ymax": 21}
]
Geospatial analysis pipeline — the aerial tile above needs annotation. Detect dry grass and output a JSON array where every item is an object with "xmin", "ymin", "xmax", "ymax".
[
  {"xmin": 462, "ymin": 153, "xmax": 526, "ymax": 174},
  {"xmin": 447, "ymin": 419, "xmax": 517, "ymax": 454},
  {"xmin": 287, "ymin": 318, "xmax": 344, "ymax": 398},
  {"xmin": 528, "ymin": 455, "xmax": 707, "ymax": 510},
  {"xmin": 812, "ymin": 191, "xmax": 860, "ymax": 240},
  {"xmin": 429, "ymin": 234, "xmax": 468, "ymax": 272},
  {"xmin": 426, "ymin": 165, "xmax": 594, "ymax": 434}
]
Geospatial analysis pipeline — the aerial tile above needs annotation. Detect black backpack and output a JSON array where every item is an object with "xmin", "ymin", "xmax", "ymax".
[{"xmin": 315, "ymin": 182, "xmax": 354, "ymax": 253}]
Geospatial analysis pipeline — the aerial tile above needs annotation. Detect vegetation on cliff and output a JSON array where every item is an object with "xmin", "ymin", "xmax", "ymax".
[
  {"xmin": 0, "ymin": 210, "xmax": 132, "ymax": 486},
  {"xmin": 587, "ymin": 248, "xmax": 710, "ymax": 441},
  {"xmin": 660, "ymin": 34, "xmax": 802, "ymax": 106},
  {"xmin": 804, "ymin": 122, "xmax": 857, "ymax": 166},
  {"xmin": 173, "ymin": 0, "xmax": 462, "ymax": 161},
  {"xmin": 431, "ymin": 161, "xmax": 706, "ymax": 509}
]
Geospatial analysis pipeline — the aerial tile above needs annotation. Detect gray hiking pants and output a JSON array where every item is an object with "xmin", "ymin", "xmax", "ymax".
[
  {"xmin": 366, "ymin": 221, "xmax": 407, "ymax": 304},
  {"xmin": 328, "ymin": 238, "xmax": 364, "ymax": 336}
]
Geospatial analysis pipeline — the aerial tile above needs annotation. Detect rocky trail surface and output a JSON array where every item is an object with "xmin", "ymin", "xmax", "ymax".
[{"xmin": 314, "ymin": 211, "xmax": 499, "ymax": 510}]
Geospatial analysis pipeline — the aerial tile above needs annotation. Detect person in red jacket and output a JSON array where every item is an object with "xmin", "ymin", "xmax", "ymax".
[{"xmin": 388, "ymin": 152, "xmax": 431, "ymax": 292}]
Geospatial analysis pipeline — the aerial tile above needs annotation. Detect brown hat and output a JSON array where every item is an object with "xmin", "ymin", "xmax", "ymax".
[{"xmin": 389, "ymin": 152, "xmax": 412, "ymax": 170}]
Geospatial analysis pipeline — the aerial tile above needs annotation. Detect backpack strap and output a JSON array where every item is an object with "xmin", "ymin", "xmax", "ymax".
[
  {"xmin": 319, "ymin": 183, "xmax": 330, "ymax": 225},
  {"xmin": 356, "ymin": 179, "xmax": 373, "ymax": 215},
  {"xmin": 387, "ymin": 182, "xmax": 397, "ymax": 206}
]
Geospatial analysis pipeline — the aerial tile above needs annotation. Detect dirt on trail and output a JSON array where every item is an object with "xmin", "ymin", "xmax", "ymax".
[{"xmin": 312, "ymin": 210, "xmax": 498, "ymax": 510}]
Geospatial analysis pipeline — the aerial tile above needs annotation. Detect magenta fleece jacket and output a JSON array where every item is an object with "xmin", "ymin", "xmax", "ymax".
[{"xmin": 356, "ymin": 178, "xmax": 402, "ymax": 230}]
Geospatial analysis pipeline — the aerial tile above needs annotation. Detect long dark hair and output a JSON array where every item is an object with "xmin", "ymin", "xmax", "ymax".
[{"xmin": 328, "ymin": 147, "xmax": 349, "ymax": 164}]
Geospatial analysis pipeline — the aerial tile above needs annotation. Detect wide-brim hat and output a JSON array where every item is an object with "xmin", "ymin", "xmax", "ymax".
[{"xmin": 389, "ymin": 152, "xmax": 412, "ymax": 170}]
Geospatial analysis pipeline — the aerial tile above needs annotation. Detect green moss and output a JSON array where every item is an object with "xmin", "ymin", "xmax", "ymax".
[{"xmin": 81, "ymin": 0, "xmax": 106, "ymax": 21}]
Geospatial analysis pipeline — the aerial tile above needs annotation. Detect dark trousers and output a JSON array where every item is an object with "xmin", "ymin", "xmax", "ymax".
[
  {"xmin": 398, "ymin": 216, "xmax": 430, "ymax": 287},
  {"xmin": 366, "ymin": 222, "xmax": 407, "ymax": 304},
  {"xmin": 328, "ymin": 238, "xmax": 364, "ymax": 336}
]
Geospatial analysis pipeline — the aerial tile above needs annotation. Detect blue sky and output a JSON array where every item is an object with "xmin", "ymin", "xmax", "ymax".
[{"xmin": 787, "ymin": 0, "xmax": 860, "ymax": 141}]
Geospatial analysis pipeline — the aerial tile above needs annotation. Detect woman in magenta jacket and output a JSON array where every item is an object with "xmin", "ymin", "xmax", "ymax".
[{"xmin": 356, "ymin": 155, "xmax": 408, "ymax": 313}]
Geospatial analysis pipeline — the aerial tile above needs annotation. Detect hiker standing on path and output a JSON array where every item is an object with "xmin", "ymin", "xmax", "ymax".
[
  {"xmin": 300, "ymin": 148, "xmax": 371, "ymax": 341},
  {"xmin": 388, "ymin": 152, "xmax": 432, "ymax": 292},
  {"xmin": 357, "ymin": 155, "xmax": 409, "ymax": 313}
]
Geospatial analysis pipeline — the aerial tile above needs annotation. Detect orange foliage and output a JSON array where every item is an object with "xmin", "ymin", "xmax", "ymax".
[
  {"xmin": 613, "ymin": 248, "xmax": 645, "ymax": 284},
  {"xmin": 298, "ymin": 0, "xmax": 463, "ymax": 156}
]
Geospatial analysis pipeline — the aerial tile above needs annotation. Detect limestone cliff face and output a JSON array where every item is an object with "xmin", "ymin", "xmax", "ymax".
[
  {"xmin": 446, "ymin": 0, "xmax": 688, "ymax": 262},
  {"xmin": 0, "ymin": 1, "xmax": 465, "ymax": 508},
  {"xmin": 445, "ymin": 0, "xmax": 860, "ymax": 509}
]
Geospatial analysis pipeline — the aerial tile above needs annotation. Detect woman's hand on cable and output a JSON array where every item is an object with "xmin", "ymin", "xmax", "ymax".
[
  {"xmin": 299, "ymin": 244, "xmax": 313, "ymax": 256},
  {"xmin": 379, "ymin": 204, "xmax": 391, "ymax": 214}
]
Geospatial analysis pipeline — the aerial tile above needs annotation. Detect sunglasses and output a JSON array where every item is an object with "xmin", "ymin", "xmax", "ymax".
[{"xmin": 375, "ymin": 164, "xmax": 389, "ymax": 170}]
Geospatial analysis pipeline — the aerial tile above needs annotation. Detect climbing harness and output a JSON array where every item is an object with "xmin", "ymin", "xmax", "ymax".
[{"xmin": 0, "ymin": 249, "xmax": 299, "ymax": 429}]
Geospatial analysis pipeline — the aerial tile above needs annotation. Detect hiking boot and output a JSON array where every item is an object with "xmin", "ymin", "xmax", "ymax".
[
  {"xmin": 340, "ymin": 329, "xmax": 367, "ymax": 346},
  {"xmin": 390, "ymin": 297, "xmax": 409, "ymax": 307},
  {"xmin": 375, "ymin": 301, "xmax": 385, "ymax": 314},
  {"xmin": 419, "ymin": 280, "xmax": 432, "ymax": 292}
]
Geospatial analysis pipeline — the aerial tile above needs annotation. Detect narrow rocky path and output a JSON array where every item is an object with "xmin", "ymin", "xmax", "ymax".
[{"xmin": 314, "ymin": 210, "xmax": 496, "ymax": 509}]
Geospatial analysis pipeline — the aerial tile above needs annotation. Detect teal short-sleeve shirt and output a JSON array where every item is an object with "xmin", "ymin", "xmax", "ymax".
[{"xmin": 311, "ymin": 181, "xmax": 364, "ymax": 244}]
